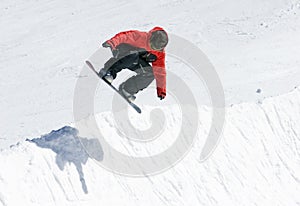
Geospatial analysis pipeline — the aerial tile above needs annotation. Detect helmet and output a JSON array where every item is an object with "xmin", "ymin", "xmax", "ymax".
[{"xmin": 149, "ymin": 30, "xmax": 168, "ymax": 51}]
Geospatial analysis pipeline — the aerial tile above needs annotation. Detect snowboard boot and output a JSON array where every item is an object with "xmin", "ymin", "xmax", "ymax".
[
  {"xmin": 119, "ymin": 83, "xmax": 136, "ymax": 102},
  {"xmin": 98, "ymin": 68, "xmax": 114, "ymax": 84}
]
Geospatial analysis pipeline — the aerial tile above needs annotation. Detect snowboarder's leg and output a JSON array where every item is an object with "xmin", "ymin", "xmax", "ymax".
[
  {"xmin": 119, "ymin": 60, "xmax": 154, "ymax": 99},
  {"xmin": 99, "ymin": 47, "xmax": 140, "ymax": 82},
  {"xmin": 98, "ymin": 57, "xmax": 119, "ymax": 83}
]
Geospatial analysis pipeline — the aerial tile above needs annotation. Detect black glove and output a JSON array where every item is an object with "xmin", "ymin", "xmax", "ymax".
[
  {"xmin": 158, "ymin": 95, "xmax": 165, "ymax": 100},
  {"xmin": 145, "ymin": 53, "xmax": 157, "ymax": 62},
  {"xmin": 102, "ymin": 41, "xmax": 111, "ymax": 48},
  {"xmin": 102, "ymin": 41, "xmax": 119, "ymax": 58},
  {"xmin": 140, "ymin": 52, "xmax": 157, "ymax": 62}
]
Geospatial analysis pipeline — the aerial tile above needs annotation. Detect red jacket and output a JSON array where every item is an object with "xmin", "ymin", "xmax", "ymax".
[{"xmin": 105, "ymin": 27, "xmax": 167, "ymax": 97}]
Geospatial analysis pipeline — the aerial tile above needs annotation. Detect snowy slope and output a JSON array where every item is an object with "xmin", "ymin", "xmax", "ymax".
[
  {"xmin": 0, "ymin": 0, "xmax": 300, "ymax": 205},
  {"xmin": 1, "ymin": 0, "xmax": 300, "ymax": 148},
  {"xmin": 0, "ymin": 88, "xmax": 300, "ymax": 205}
]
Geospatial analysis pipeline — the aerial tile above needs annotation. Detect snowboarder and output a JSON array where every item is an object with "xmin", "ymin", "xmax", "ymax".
[{"xmin": 99, "ymin": 27, "xmax": 168, "ymax": 102}]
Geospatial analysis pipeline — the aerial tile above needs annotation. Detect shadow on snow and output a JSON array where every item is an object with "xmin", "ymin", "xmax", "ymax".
[{"xmin": 27, "ymin": 126, "xmax": 103, "ymax": 194}]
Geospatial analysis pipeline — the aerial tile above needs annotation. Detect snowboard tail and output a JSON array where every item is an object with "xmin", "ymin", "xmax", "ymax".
[{"xmin": 85, "ymin": 60, "xmax": 142, "ymax": 114}]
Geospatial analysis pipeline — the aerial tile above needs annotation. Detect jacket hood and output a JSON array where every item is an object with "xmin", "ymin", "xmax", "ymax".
[
  {"xmin": 149, "ymin": 27, "xmax": 168, "ymax": 37},
  {"xmin": 148, "ymin": 27, "xmax": 168, "ymax": 50}
]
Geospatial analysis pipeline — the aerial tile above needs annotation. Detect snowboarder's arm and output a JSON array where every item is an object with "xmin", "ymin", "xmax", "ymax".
[
  {"xmin": 105, "ymin": 30, "xmax": 143, "ymax": 49},
  {"xmin": 152, "ymin": 52, "xmax": 166, "ymax": 99}
]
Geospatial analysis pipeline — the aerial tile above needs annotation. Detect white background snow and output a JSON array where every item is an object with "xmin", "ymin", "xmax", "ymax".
[{"xmin": 0, "ymin": 0, "xmax": 300, "ymax": 205}]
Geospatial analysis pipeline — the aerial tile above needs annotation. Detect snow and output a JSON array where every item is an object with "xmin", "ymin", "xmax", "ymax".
[
  {"xmin": 0, "ymin": 88, "xmax": 300, "ymax": 205},
  {"xmin": 0, "ymin": 0, "xmax": 300, "ymax": 205}
]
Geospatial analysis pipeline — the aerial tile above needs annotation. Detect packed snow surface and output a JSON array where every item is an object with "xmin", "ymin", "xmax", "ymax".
[{"xmin": 0, "ymin": 0, "xmax": 300, "ymax": 205}]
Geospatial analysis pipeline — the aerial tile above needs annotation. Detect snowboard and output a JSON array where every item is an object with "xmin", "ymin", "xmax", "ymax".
[{"xmin": 85, "ymin": 60, "xmax": 142, "ymax": 114}]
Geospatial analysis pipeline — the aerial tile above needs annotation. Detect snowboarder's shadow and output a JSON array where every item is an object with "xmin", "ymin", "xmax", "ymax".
[{"xmin": 27, "ymin": 126, "xmax": 103, "ymax": 194}]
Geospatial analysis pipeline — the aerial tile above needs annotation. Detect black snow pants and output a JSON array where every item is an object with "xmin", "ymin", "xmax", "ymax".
[{"xmin": 103, "ymin": 44, "xmax": 155, "ymax": 95}]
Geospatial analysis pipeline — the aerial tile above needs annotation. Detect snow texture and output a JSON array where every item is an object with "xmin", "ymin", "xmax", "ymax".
[
  {"xmin": 0, "ymin": 0, "xmax": 300, "ymax": 205},
  {"xmin": 0, "ymin": 88, "xmax": 299, "ymax": 205}
]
